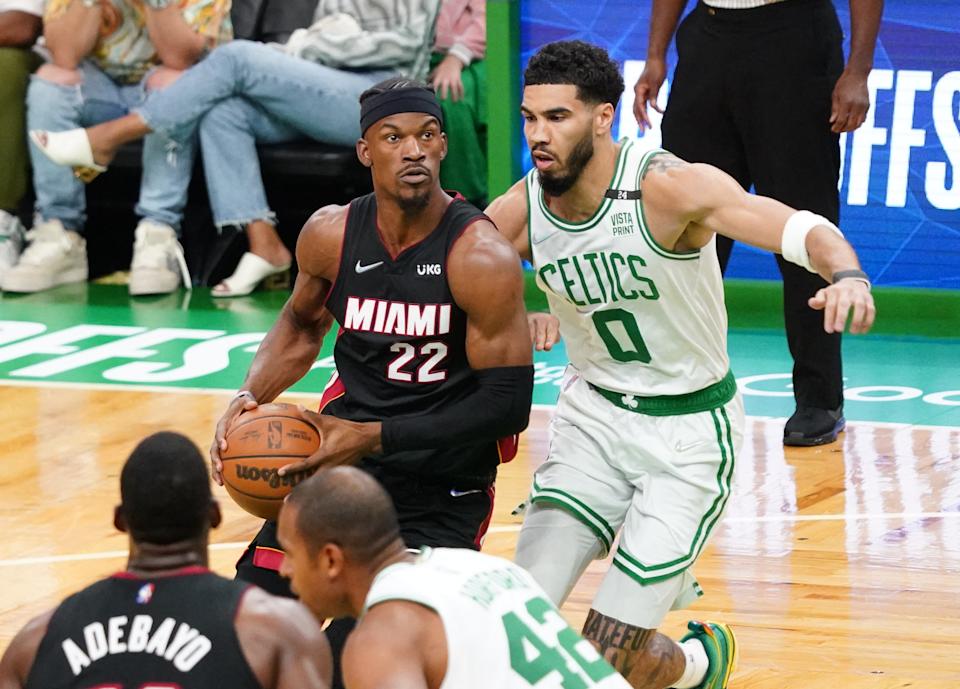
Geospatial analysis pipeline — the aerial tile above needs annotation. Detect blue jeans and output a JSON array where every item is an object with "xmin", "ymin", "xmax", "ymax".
[
  {"xmin": 26, "ymin": 60, "xmax": 194, "ymax": 233},
  {"xmin": 137, "ymin": 40, "xmax": 394, "ymax": 227}
]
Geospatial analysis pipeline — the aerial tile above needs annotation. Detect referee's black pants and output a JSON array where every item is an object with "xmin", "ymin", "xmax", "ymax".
[{"xmin": 661, "ymin": 0, "xmax": 845, "ymax": 412}]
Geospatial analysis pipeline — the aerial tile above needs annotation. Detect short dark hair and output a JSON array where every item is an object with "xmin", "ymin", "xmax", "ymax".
[
  {"xmin": 285, "ymin": 467, "xmax": 401, "ymax": 562},
  {"xmin": 524, "ymin": 40, "xmax": 625, "ymax": 108},
  {"xmin": 120, "ymin": 432, "xmax": 211, "ymax": 545}
]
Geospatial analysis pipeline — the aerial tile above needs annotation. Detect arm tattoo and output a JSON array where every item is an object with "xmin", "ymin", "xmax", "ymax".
[
  {"xmin": 582, "ymin": 610, "xmax": 685, "ymax": 689},
  {"xmin": 640, "ymin": 153, "xmax": 687, "ymax": 181}
]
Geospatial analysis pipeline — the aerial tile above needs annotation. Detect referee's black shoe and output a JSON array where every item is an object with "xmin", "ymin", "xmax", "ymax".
[{"xmin": 783, "ymin": 406, "xmax": 845, "ymax": 447}]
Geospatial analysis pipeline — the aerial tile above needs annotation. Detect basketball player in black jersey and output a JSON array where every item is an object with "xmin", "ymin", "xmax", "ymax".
[
  {"xmin": 0, "ymin": 432, "xmax": 331, "ymax": 689},
  {"xmin": 209, "ymin": 77, "xmax": 534, "ymax": 687}
]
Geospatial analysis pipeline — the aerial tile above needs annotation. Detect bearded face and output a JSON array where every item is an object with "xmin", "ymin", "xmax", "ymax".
[
  {"xmin": 533, "ymin": 127, "xmax": 595, "ymax": 197},
  {"xmin": 523, "ymin": 85, "xmax": 602, "ymax": 198}
]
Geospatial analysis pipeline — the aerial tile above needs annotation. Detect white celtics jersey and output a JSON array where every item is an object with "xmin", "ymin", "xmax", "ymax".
[
  {"xmin": 528, "ymin": 142, "xmax": 730, "ymax": 396},
  {"xmin": 363, "ymin": 548, "xmax": 631, "ymax": 689}
]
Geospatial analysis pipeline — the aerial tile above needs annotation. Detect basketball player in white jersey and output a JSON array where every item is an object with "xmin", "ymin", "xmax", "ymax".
[
  {"xmin": 484, "ymin": 41, "xmax": 875, "ymax": 689},
  {"xmin": 277, "ymin": 466, "xmax": 633, "ymax": 689}
]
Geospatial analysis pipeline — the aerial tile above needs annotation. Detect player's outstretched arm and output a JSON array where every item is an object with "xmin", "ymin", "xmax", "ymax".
[
  {"xmin": 343, "ymin": 602, "xmax": 443, "ymax": 689},
  {"xmin": 0, "ymin": 610, "xmax": 52, "ymax": 689},
  {"xmin": 236, "ymin": 588, "xmax": 333, "ymax": 689},
  {"xmin": 642, "ymin": 156, "xmax": 876, "ymax": 335},
  {"xmin": 211, "ymin": 206, "xmax": 341, "ymax": 483},
  {"xmin": 485, "ymin": 178, "xmax": 532, "ymax": 261}
]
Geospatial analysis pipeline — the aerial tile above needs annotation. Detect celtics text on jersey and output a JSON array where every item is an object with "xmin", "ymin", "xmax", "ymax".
[{"xmin": 528, "ymin": 142, "xmax": 731, "ymax": 398}]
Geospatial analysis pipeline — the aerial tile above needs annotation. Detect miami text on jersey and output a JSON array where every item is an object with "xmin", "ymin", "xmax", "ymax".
[{"xmin": 344, "ymin": 297, "xmax": 453, "ymax": 337}]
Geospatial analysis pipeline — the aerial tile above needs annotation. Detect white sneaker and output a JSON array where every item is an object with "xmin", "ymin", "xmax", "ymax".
[
  {"xmin": 1, "ymin": 218, "xmax": 87, "ymax": 293},
  {"xmin": 0, "ymin": 211, "xmax": 25, "ymax": 282},
  {"xmin": 128, "ymin": 220, "xmax": 191, "ymax": 296}
]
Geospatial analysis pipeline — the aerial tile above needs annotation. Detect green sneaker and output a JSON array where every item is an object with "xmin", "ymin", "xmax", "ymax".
[{"xmin": 680, "ymin": 620, "xmax": 738, "ymax": 689}]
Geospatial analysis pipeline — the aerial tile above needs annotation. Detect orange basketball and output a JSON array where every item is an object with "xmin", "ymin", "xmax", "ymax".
[{"xmin": 220, "ymin": 403, "xmax": 320, "ymax": 520}]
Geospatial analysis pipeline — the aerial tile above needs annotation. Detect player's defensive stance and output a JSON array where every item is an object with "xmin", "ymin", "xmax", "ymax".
[{"xmin": 486, "ymin": 40, "xmax": 875, "ymax": 689}]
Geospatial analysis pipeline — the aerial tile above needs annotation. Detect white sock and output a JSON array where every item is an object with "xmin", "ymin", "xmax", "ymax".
[{"xmin": 671, "ymin": 637, "xmax": 709, "ymax": 689}]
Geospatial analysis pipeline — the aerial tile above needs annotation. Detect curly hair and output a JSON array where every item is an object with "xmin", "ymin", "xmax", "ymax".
[{"xmin": 524, "ymin": 40, "xmax": 625, "ymax": 107}]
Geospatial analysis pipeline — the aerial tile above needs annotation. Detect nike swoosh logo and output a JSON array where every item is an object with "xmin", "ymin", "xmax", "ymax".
[
  {"xmin": 675, "ymin": 439, "xmax": 706, "ymax": 453},
  {"xmin": 449, "ymin": 488, "xmax": 484, "ymax": 498},
  {"xmin": 355, "ymin": 260, "xmax": 384, "ymax": 274},
  {"xmin": 531, "ymin": 230, "xmax": 559, "ymax": 245}
]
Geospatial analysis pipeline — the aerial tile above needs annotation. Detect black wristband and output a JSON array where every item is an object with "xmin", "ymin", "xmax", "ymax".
[
  {"xmin": 832, "ymin": 269, "xmax": 871, "ymax": 288},
  {"xmin": 381, "ymin": 365, "xmax": 534, "ymax": 454}
]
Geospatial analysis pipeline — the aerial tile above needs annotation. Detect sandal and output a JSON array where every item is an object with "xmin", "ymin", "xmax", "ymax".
[
  {"xmin": 212, "ymin": 251, "xmax": 290, "ymax": 298},
  {"xmin": 29, "ymin": 129, "xmax": 107, "ymax": 183}
]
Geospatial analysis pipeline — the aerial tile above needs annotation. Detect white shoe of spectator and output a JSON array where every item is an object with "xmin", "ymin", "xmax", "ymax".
[
  {"xmin": 128, "ymin": 220, "xmax": 191, "ymax": 296},
  {"xmin": 1, "ymin": 218, "xmax": 88, "ymax": 293},
  {"xmin": 0, "ymin": 210, "xmax": 25, "ymax": 283}
]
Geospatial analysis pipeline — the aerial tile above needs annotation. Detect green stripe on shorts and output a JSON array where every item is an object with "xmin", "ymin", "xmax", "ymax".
[
  {"xmin": 612, "ymin": 405, "xmax": 736, "ymax": 584},
  {"xmin": 530, "ymin": 478, "xmax": 616, "ymax": 552}
]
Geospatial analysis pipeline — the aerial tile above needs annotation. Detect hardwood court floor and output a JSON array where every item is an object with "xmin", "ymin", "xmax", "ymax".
[{"xmin": 1, "ymin": 385, "xmax": 959, "ymax": 688}]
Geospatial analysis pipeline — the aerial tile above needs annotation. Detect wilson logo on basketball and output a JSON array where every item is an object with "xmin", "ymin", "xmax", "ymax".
[
  {"xmin": 234, "ymin": 465, "xmax": 312, "ymax": 489},
  {"xmin": 267, "ymin": 420, "xmax": 283, "ymax": 449}
]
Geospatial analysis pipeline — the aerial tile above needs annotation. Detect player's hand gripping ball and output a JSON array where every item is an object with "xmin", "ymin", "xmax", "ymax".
[{"xmin": 219, "ymin": 403, "xmax": 320, "ymax": 520}]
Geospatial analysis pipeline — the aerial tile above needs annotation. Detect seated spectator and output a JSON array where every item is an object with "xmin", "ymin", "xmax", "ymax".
[
  {"xmin": 232, "ymin": 0, "xmax": 317, "ymax": 44},
  {"xmin": 3, "ymin": 0, "xmax": 232, "ymax": 296},
  {"xmin": 32, "ymin": 0, "xmax": 442, "ymax": 297},
  {"xmin": 429, "ymin": 0, "xmax": 486, "ymax": 206},
  {"xmin": 0, "ymin": 0, "xmax": 42, "ymax": 281}
]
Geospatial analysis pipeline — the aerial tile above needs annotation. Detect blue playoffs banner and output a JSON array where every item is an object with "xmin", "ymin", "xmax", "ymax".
[{"xmin": 519, "ymin": 0, "xmax": 960, "ymax": 289}]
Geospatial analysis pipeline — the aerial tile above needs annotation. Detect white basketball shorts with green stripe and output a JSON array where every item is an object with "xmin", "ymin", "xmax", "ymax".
[{"xmin": 525, "ymin": 366, "xmax": 744, "ymax": 628}]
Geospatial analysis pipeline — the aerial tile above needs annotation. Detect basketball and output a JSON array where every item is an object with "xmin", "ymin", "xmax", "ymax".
[{"xmin": 220, "ymin": 403, "xmax": 320, "ymax": 520}]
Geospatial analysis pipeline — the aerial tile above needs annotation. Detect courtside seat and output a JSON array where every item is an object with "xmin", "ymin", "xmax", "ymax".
[
  {"xmin": 78, "ymin": 0, "xmax": 373, "ymax": 287},
  {"xmin": 84, "ymin": 139, "xmax": 370, "ymax": 287},
  {"xmin": 108, "ymin": 139, "xmax": 367, "ymax": 183}
]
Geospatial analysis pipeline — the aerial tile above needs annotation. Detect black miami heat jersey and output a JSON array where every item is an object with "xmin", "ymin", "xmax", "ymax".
[
  {"xmin": 323, "ymin": 192, "xmax": 517, "ymax": 486},
  {"xmin": 25, "ymin": 568, "xmax": 261, "ymax": 689}
]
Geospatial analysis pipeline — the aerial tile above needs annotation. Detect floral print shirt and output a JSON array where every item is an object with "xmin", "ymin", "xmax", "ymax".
[{"xmin": 44, "ymin": 0, "xmax": 233, "ymax": 83}]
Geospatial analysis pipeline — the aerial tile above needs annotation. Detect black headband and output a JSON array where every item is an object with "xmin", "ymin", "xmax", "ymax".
[{"xmin": 360, "ymin": 88, "xmax": 444, "ymax": 135}]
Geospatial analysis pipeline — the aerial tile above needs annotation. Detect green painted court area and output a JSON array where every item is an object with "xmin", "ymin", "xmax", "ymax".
[{"xmin": 0, "ymin": 279, "xmax": 957, "ymax": 428}]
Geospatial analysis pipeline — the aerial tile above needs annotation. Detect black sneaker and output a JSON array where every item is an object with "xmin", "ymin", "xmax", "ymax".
[{"xmin": 783, "ymin": 406, "xmax": 845, "ymax": 446}]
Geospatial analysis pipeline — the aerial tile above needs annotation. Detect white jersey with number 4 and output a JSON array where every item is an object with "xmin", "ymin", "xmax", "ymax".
[
  {"xmin": 363, "ymin": 547, "xmax": 631, "ymax": 689},
  {"xmin": 528, "ymin": 141, "xmax": 730, "ymax": 396}
]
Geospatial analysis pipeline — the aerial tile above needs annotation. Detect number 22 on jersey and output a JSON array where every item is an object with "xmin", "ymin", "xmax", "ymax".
[{"xmin": 387, "ymin": 342, "xmax": 449, "ymax": 383}]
